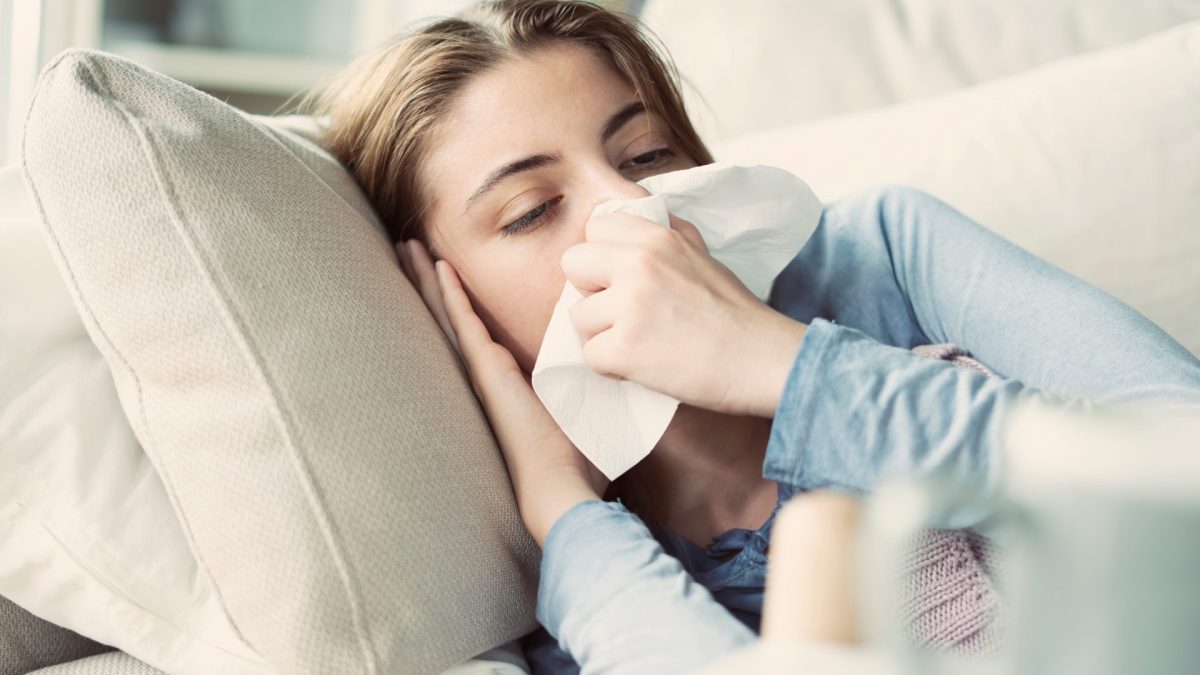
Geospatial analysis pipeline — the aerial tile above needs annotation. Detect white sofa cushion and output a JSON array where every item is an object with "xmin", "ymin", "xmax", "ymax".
[
  {"xmin": 715, "ymin": 21, "xmax": 1200, "ymax": 356},
  {"xmin": 1, "ymin": 162, "xmax": 271, "ymax": 674},
  {"xmin": 641, "ymin": 0, "xmax": 1200, "ymax": 144},
  {"xmin": 16, "ymin": 48, "xmax": 540, "ymax": 674}
]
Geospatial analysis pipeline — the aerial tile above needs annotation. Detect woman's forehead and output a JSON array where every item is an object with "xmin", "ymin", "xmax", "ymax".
[
  {"xmin": 421, "ymin": 44, "xmax": 642, "ymax": 197},
  {"xmin": 446, "ymin": 43, "xmax": 635, "ymax": 138}
]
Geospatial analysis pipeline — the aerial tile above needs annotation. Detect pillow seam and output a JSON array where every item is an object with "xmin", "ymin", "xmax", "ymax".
[
  {"xmin": 104, "ymin": 56, "xmax": 380, "ymax": 672},
  {"xmin": 20, "ymin": 48, "xmax": 260, "ymax": 658}
]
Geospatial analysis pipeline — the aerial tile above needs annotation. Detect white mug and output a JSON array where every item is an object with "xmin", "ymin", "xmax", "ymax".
[{"xmin": 859, "ymin": 400, "xmax": 1200, "ymax": 675}]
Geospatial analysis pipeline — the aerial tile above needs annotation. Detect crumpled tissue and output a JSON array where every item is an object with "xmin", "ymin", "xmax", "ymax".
[{"xmin": 531, "ymin": 162, "xmax": 824, "ymax": 480}]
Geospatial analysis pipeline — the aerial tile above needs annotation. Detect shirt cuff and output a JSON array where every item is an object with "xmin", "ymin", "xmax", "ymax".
[
  {"xmin": 535, "ymin": 497, "xmax": 755, "ymax": 672},
  {"xmin": 763, "ymin": 315, "xmax": 1012, "ymax": 500},
  {"xmin": 763, "ymin": 316, "xmax": 839, "ymax": 489},
  {"xmin": 535, "ymin": 498, "xmax": 640, "ymax": 631}
]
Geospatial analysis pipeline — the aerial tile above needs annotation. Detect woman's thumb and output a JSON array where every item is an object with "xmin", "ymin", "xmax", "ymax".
[{"xmin": 668, "ymin": 214, "xmax": 708, "ymax": 251}]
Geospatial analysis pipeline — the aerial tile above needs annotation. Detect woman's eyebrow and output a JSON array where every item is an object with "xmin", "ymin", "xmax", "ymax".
[
  {"xmin": 463, "ymin": 100, "xmax": 647, "ymax": 214},
  {"xmin": 465, "ymin": 153, "xmax": 559, "ymax": 213},
  {"xmin": 600, "ymin": 100, "xmax": 646, "ymax": 143}
]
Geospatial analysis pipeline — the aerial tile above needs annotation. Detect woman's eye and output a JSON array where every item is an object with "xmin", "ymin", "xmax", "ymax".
[
  {"xmin": 502, "ymin": 195, "xmax": 563, "ymax": 237},
  {"xmin": 497, "ymin": 150, "xmax": 674, "ymax": 239},
  {"xmin": 620, "ymin": 148, "xmax": 675, "ymax": 171}
]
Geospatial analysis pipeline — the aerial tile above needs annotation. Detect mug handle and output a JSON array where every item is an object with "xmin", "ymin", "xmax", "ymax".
[{"xmin": 857, "ymin": 472, "xmax": 1011, "ymax": 675}]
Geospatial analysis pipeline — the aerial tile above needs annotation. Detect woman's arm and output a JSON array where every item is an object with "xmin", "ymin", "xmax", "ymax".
[
  {"xmin": 762, "ymin": 186, "xmax": 1200, "ymax": 524},
  {"xmin": 398, "ymin": 239, "xmax": 755, "ymax": 674},
  {"xmin": 536, "ymin": 499, "xmax": 756, "ymax": 674}
]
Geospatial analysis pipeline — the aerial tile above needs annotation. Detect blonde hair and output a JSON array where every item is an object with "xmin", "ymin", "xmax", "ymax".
[
  {"xmin": 289, "ymin": 0, "xmax": 712, "ymax": 245},
  {"xmin": 290, "ymin": 0, "xmax": 712, "ymax": 528}
]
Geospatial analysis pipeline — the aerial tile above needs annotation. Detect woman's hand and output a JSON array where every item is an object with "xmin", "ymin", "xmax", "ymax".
[
  {"xmin": 396, "ymin": 238, "xmax": 610, "ymax": 548},
  {"xmin": 561, "ymin": 212, "xmax": 808, "ymax": 418}
]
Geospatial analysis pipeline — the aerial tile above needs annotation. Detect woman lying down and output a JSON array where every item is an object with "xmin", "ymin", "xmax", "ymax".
[{"xmin": 295, "ymin": 0, "xmax": 1200, "ymax": 672}]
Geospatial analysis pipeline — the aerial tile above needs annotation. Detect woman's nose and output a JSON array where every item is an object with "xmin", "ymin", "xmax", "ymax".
[{"xmin": 585, "ymin": 168, "xmax": 654, "ymax": 214}]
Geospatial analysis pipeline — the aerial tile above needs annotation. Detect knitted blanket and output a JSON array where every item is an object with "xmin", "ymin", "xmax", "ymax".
[{"xmin": 899, "ymin": 344, "xmax": 1006, "ymax": 656}]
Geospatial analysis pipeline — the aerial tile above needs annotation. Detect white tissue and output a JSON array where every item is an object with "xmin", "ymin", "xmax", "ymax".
[{"xmin": 531, "ymin": 162, "xmax": 824, "ymax": 481}]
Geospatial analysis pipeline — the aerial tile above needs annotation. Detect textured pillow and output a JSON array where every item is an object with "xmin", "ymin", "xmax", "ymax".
[
  {"xmin": 20, "ymin": 48, "xmax": 540, "ymax": 674},
  {"xmin": 5, "ymin": 151, "xmax": 531, "ymax": 675},
  {"xmin": 641, "ymin": 0, "xmax": 1200, "ymax": 144},
  {"xmin": 715, "ymin": 21, "xmax": 1200, "ymax": 356},
  {"xmin": 28, "ymin": 651, "xmax": 165, "ymax": 675}
]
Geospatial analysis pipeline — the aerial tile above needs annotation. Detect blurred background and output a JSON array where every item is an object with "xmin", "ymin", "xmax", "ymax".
[
  {"xmin": 4, "ymin": 1, "xmax": 1200, "ymax": 355},
  {"xmin": 0, "ymin": 0, "xmax": 634, "ymax": 166}
]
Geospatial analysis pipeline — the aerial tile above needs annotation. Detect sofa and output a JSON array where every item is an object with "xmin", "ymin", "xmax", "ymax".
[{"xmin": 3, "ymin": 1, "xmax": 1199, "ymax": 673}]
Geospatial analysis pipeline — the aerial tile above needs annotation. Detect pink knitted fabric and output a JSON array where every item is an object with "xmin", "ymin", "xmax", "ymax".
[
  {"xmin": 897, "ymin": 344, "xmax": 1006, "ymax": 656},
  {"xmin": 910, "ymin": 343, "xmax": 997, "ymax": 378}
]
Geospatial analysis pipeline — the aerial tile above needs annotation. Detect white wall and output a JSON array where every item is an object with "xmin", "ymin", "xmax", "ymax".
[
  {"xmin": 1, "ymin": 0, "xmax": 100, "ymax": 167},
  {"xmin": 0, "ymin": 0, "xmax": 637, "ymax": 166},
  {"xmin": 0, "ymin": 0, "xmax": 23, "ymax": 167}
]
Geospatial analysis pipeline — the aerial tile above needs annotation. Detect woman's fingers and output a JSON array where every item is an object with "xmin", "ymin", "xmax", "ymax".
[
  {"xmin": 405, "ymin": 239, "xmax": 460, "ymax": 356},
  {"xmin": 432, "ymin": 256, "xmax": 611, "ymax": 543},
  {"xmin": 434, "ymin": 258, "xmax": 499, "ymax": 374},
  {"xmin": 568, "ymin": 286, "xmax": 619, "ymax": 342},
  {"xmin": 666, "ymin": 213, "xmax": 707, "ymax": 251}
]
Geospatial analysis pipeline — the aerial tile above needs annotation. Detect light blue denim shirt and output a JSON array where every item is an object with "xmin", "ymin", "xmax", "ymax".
[{"xmin": 521, "ymin": 186, "xmax": 1200, "ymax": 674}]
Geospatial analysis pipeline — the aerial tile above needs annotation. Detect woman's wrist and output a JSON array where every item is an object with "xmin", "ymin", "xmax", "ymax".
[
  {"xmin": 521, "ymin": 472, "xmax": 601, "ymax": 548},
  {"xmin": 743, "ymin": 309, "xmax": 808, "ymax": 418}
]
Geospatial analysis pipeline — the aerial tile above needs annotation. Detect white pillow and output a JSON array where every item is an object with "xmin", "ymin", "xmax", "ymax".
[
  {"xmin": 7, "ymin": 49, "xmax": 537, "ymax": 674},
  {"xmin": 641, "ymin": 0, "xmax": 1200, "ymax": 144},
  {"xmin": 1, "ymin": 165, "xmax": 268, "ymax": 673},
  {"xmin": 1, "ymin": 163, "xmax": 267, "ymax": 672},
  {"xmin": 715, "ymin": 21, "xmax": 1200, "ymax": 356}
]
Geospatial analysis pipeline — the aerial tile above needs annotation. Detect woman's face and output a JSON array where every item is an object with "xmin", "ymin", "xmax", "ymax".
[{"xmin": 419, "ymin": 41, "xmax": 697, "ymax": 375}]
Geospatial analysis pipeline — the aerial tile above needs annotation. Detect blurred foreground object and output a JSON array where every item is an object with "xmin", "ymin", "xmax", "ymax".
[{"xmin": 864, "ymin": 401, "xmax": 1200, "ymax": 675}]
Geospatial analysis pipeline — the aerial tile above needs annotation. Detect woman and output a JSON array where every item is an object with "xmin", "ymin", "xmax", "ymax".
[{"xmin": 294, "ymin": 0, "xmax": 1200, "ymax": 672}]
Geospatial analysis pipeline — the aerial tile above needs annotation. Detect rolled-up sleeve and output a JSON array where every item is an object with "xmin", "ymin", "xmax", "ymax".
[
  {"xmin": 762, "ymin": 187, "xmax": 1200, "ymax": 519},
  {"xmin": 536, "ymin": 499, "xmax": 755, "ymax": 674},
  {"xmin": 764, "ymin": 318, "xmax": 1060, "ymax": 512}
]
